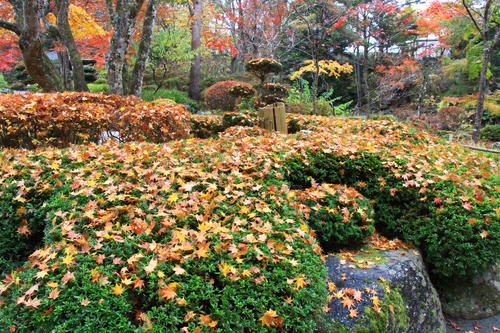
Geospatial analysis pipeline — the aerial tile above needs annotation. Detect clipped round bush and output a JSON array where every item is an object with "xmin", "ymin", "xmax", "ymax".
[
  {"xmin": 316, "ymin": 100, "xmax": 334, "ymax": 116},
  {"xmin": 287, "ymin": 102, "xmax": 313, "ymax": 115},
  {"xmin": 480, "ymin": 124, "xmax": 500, "ymax": 141},
  {"xmin": 203, "ymin": 80, "xmax": 252, "ymax": 111},
  {"xmin": 295, "ymin": 184, "xmax": 375, "ymax": 250}
]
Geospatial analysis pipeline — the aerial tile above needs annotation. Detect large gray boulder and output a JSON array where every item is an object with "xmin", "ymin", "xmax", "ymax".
[
  {"xmin": 439, "ymin": 261, "xmax": 500, "ymax": 320},
  {"xmin": 324, "ymin": 248, "xmax": 446, "ymax": 333}
]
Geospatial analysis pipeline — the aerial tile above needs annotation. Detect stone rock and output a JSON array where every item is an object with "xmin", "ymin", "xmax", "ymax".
[
  {"xmin": 439, "ymin": 261, "xmax": 500, "ymax": 320},
  {"xmin": 325, "ymin": 248, "xmax": 446, "ymax": 333}
]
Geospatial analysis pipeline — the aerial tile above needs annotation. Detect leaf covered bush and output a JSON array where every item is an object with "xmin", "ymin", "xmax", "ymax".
[
  {"xmin": 203, "ymin": 80, "xmax": 252, "ymax": 111},
  {"xmin": 0, "ymin": 92, "xmax": 191, "ymax": 148},
  {"xmin": 283, "ymin": 114, "xmax": 499, "ymax": 279},
  {"xmin": 0, "ymin": 104, "xmax": 498, "ymax": 331},
  {"xmin": 294, "ymin": 184, "xmax": 375, "ymax": 250}
]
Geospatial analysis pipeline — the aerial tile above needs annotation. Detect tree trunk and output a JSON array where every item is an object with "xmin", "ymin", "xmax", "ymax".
[
  {"xmin": 130, "ymin": 0, "xmax": 158, "ymax": 97},
  {"xmin": 58, "ymin": 51, "xmax": 72, "ymax": 90},
  {"xmin": 362, "ymin": 42, "xmax": 370, "ymax": 113},
  {"xmin": 107, "ymin": 0, "xmax": 146, "ymax": 95},
  {"xmin": 56, "ymin": 0, "xmax": 88, "ymax": 91},
  {"xmin": 18, "ymin": 0, "xmax": 63, "ymax": 92},
  {"xmin": 472, "ymin": 31, "xmax": 500, "ymax": 142},
  {"xmin": 311, "ymin": 59, "xmax": 320, "ymax": 115},
  {"xmin": 188, "ymin": 0, "xmax": 203, "ymax": 101}
]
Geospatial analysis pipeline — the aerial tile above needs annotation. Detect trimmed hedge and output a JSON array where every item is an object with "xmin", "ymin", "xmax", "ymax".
[{"xmin": 0, "ymin": 92, "xmax": 191, "ymax": 148}]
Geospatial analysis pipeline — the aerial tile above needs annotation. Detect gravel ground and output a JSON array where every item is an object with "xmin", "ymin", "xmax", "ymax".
[{"xmin": 446, "ymin": 314, "xmax": 500, "ymax": 332}]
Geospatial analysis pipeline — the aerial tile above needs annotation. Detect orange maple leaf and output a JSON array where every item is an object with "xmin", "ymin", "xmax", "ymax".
[
  {"xmin": 259, "ymin": 309, "xmax": 279, "ymax": 327},
  {"xmin": 341, "ymin": 297, "xmax": 355, "ymax": 309}
]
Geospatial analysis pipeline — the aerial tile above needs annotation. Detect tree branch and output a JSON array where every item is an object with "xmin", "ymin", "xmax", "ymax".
[
  {"xmin": 462, "ymin": 0, "xmax": 482, "ymax": 34},
  {"xmin": 0, "ymin": 19, "xmax": 21, "ymax": 35}
]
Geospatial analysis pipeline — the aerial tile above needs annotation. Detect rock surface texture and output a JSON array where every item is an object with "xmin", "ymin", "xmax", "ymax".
[
  {"xmin": 440, "ymin": 261, "xmax": 500, "ymax": 320},
  {"xmin": 325, "ymin": 249, "xmax": 446, "ymax": 333}
]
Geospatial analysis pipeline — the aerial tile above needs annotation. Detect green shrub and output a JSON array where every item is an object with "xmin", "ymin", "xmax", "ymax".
[
  {"xmin": 480, "ymin": 124, "xmax": 500, "ymax": 141},
  {"xmin": 0, "ymin": 74, "xmax": 9, "ymax": 89},
  {"xmin": 222, "ymin": 111, "xmax": 259, "ymax": 129},
  {"xmin": 316, "ymin": 100, "xmax": 334, "ymax": 116},
  {"xmin": 141, "ymin": 88, "xmax": 197, "ymax": 110},
  {"xmin": 295, "ymin": 184, "xmax": 375, "ymax": 250},
  {"xmin": 0, "ymin": 143, "xmax": 327, "ymax": 332},
  {"xmin": 87, "ymin": 83, "xmax": 109, "ymax": 93},
  {"xmin": 283, "ymin": 150, "xmax": 500, "ymax": 279}
]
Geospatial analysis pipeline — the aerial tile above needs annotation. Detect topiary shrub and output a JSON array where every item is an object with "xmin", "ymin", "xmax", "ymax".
[
  {"xmin": 229, "ymin": 84, "xmax": 256, "ymax": 98},
  {"xmin": 258, "ymin": 83, "xmax": 290, "ymax": 107},
  {"xmin": 245, "ymin": 58, "xmax": 283, "ymax": 83},
  {"xmin": 203, "ymin": 80, "xmax": 252, "ymax": 111},
  {"xmin": 480, "ymin": 124, "xmax": 500, "ymax": 141},
  {"xmin": 295, "ymin": 184, "xmax": 375, "ymax": 250},
  {"xmin": 222, "ymin": 111, "xmax": 259, "ymax": 129}
]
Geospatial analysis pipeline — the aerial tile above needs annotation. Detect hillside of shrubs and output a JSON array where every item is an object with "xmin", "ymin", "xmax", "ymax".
[{"xmin": 0, "ymin": 93, "xmax": 498, "ymax": 331}]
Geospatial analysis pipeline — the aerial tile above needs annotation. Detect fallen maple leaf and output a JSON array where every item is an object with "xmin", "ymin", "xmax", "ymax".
[
  {"xmin": 448, "ymin": 319, "xmax": 462, "ymax": 331},
  {"xmin": 341, "ymin": 297, "xmax": 355, "ymax": 309},
  {"xmin": 158, "ymin": 283, "xmax": 178, "ymax": 300},
  {"xmin": 144, "ymin": 258, "xmax": 158, "ymax": 274},
  {"xmin": 111, "ymin": 284, "xmax": 125, "ymax": 295},
  {"xmin": 173, "ymin": 265, "xmax": 186, "ymax": 275},
  {"xmin": 48, "ymin": 289, "xmax": 60, "ymax": 300},
  {"xmin": 61, "ymin": 271, "xmax": 75, "ymax": 284},
  {"xmin": 349, "ymin": 309, "xmax": 359, "ymax": 318},
  {"xmin": 479, "ymin": 230, "xmax": 489, "ymax": 238},
  {"xmin": 260, "ymin": 309, "xmax": 279, "ymax": 327}
]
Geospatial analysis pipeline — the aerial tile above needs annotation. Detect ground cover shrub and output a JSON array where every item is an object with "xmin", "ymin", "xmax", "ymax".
[
  {"xmin": 0, "ymin": 111, "xmax": 498, "ymax": 331},
  {"xmin": 281, "ymin": 115, "xmax": 499, "ymax": 279},
  {"xmin": 203, "ymin": 80, "xmax": 252, "ymax": 111},
  {"xmin": 294, "ymin": 184, "xmax": 375, "ymax": 250},
  {"xmin": 0, "ymin": 139, "xmax": 327, "ymax": 332},
  {"xmin": 0, "ymin": 92, "xmax": 191, "ymax": 148}
]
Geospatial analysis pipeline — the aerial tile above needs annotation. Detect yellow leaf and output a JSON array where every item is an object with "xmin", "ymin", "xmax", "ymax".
[
  {"xmin": 167, "ymin": 193, "xmax": 179, "ymax": 204},
  {"xmin": 111, "ymin": 284, "xmax": 125, "ymax": 295}
]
